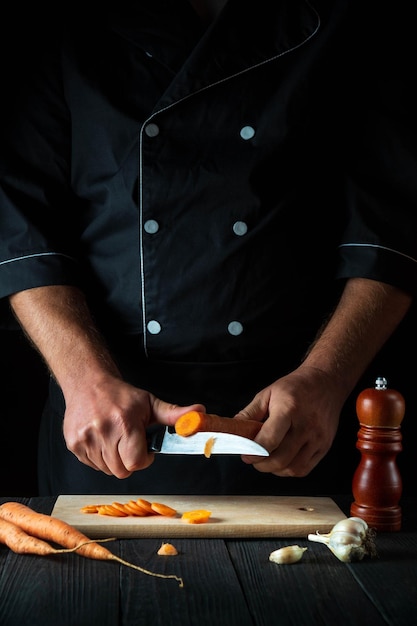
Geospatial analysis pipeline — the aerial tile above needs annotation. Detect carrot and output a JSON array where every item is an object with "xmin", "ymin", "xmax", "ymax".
[
  {"xmin": 157, "ymin": 542, "xmax": 178, "ymax": 556},
  {"xmin": 123, "ymin": 501, "xmax": 149, "ymax": 516},
  {"xmin": 135, "ymin": 498, "xmax": 155, "ymax": 515},
  {"xmin": 108, "ymin": 502, "xmax": 132, "ymax": 516},
  {"xmin": 97, "ymin": 504, "xmax": 128, "ymax": 517},
  {"xmin": 204, "ymin": 436, "xmax": 216, "ymax": 458},
  {"xmin": 0, "ymin": 517, "xmax": 112, "ymax": 556},
  {"xmin": 181, "ymin": 509, "xmax": 212, "ymax": 524},
  {"xmin": 175, "ymin": 410, "xmax": 262, "ymax": 439},
  {"xmin": 151, "ymin": 502, "xmax": 177, "ymax": 517},
  {"xmin": 81, "ymin": 498, "xmax": 176, "ymax": 518},
  {"xmin": 80, "ymin": 504, "xmax": 103, "ymax": 514},
  {"xmin": 0, "ymin": 502, "xmax": 183, "ymax": 587}
]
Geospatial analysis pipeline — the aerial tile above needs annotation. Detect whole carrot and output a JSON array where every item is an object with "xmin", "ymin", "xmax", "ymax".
[
  {"xmin": 0, "ymin": 502, "xmax": 183, "ymax": 586},
  {"xmin": 174, "ymin": 410, "xmax": 262, "ymax": 439},
  {"xmin": 0, "ymin": 516, "xmax": 102, "ymax": 556},
  {"xmin": 0, "ymin": 501, "xmax": 115, "ymax": 560}
]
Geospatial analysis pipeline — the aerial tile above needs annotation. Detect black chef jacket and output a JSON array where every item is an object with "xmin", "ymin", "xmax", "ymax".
[{"xmin": 1, "ymin": 0, "xmax": 417, "ymax": 495}]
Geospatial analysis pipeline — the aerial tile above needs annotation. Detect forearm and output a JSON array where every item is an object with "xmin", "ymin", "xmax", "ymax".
[
  {"xmin": 9, "ymin": 286, "xmax": 205, "ymax": 478},
  {"xmin": 9, "ymin": 285, "xmax": 121, "ymax": 394},
  {"xmin": 302, "ymin": 277, "xmax": 412, "ymax": 396}
]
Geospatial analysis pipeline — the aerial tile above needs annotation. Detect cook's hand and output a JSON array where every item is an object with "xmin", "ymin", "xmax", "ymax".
[
  {"xmin": 63, "ymin": 374, "xmax": 205, "ymax": 478},
  {"xmin": 237, "ymin": 365, "xmax": 348, "ymax": 477}
]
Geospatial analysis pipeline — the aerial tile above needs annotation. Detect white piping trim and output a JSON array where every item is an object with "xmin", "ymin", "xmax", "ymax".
[
  {"xmin": 0, "ymin": 252, "xmax": 76, "ymax": 266},
  {"xmin": 339, "ymin": 243, "xmax": 417, "ymax": 265},
  {"xmin": 138, "ymin": 2, "xmax": 321, "ymax": 356}
]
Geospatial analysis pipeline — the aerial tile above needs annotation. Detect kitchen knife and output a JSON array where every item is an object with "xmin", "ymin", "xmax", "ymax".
[{"xmin": 147, "ymin": 425, "xmax": 269, "ymax": 456}]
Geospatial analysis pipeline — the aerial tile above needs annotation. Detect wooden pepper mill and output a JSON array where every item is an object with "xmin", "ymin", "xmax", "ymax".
[{"xmin": 350, "ymin": 377, "xmax": 405, "ymax": 531}]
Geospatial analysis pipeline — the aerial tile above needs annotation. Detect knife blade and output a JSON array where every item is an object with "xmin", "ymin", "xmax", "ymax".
[{"xmin": 147, "ymin": 425, "xmax": 269, "ymax": 456}]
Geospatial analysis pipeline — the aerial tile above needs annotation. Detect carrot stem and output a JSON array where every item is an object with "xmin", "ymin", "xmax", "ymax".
[{"xmin": 109, "ymin": 554, "xmax": 184, "ymax": 586}]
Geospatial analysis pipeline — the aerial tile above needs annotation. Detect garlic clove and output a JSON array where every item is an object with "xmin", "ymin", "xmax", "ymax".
[
  {"xmin": 269, "ymin": 545, "xmax": 307, "ymax": 564},
  {"xmin": 330, "ymin": 518, "xmax": 368, "ymax": 538},
  {"xmin": 328, "ymin": 530, "xmax": 363, "ymax": 547},
  {"xmin": 349, "ymin": 516, "xmax": 369, "ymax": 529},
  {"xmin": 328, "ymin": 543, "xmax": 365, "ymax": 563}
]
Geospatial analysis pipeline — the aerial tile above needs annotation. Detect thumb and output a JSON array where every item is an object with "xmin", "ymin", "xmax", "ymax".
[
  {"xmin": 234, "ymin": 395, "xmax": 269, "ymax": 423},
  {"xmin": 152, "ymin": 399, "xmax": 207, "ymax": 427}
]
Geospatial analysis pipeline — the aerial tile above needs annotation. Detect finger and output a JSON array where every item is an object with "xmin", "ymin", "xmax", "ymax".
[
  {"xmin": 234, "ymin": 396, "xmax": 270, "ymax": 423},
  {"xmin": 118, "ymin": 431, "xmax": 155, "ymax": 473},
  {"xmin": 250, "ymin": 412, "xmax": 291, "ymax": 456},
  {"xmin": 77, "ymin": 439, "xmax": 131, "ymax": 478},
  {"xmin": 248, "ymin": 440, "xmax": 324, "ymax": 478},
  {"xmin": 242, "ymin": 422, "xmax": 303, "ymax": 472},
  {"xmin": 74, "ymin": 449, "xmax": 110, "ymax": 474},
  {"xmin": 95, "ymin": 439, "xmax": 141, "ymax": 478},
  {"xmin": 283, "ymin": 443, "xmax": 325, "ymax": 476},
  {"xmin": 151, "ymin": 399, "xmax": 207, "ymax": 426}
]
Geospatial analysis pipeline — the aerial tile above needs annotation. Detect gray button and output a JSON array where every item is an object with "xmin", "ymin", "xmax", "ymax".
[
  {"xmin": 145, "ymin": 123, "xmax": 160, "ymax": 137},
  {"xmin": 240, "ymin": 126, "xmax": 255, "ymax": 140},
  {"xmin": 233, "ymin": 221, "xmax": 248, "ymax": 236},
  {"xmin": 147, "ymin": 320, "xmax": 161, "ymax": 334},
  {"xmin": 228, "ymin": 321, "xmax": 243, "ymax": 336},
  {"xmin": 144, "ymin": 219, "xmax": 159, "ymax": 234}
]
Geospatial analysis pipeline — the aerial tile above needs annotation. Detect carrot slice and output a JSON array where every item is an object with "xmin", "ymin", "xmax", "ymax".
[
  {"xmin": 123, "ymin": 501, "xmax": 148, "ymax": 516},
  {"xmin": 181, "ymin": 509, "xmax": 211, "ymax": 524},
  {"xmin": 204, "ymin": 436, "xmax": 216, "ymax": 458},
  {"xmin": 81, "ymin": 499, "xmax": 179, "ymax": 518},
  {"xmin": 80, "ymin": 505, "xmax": 102, "ymax": 514},
  {"xmin": 175, "ymin": 411, "xmax": 262, "ymax": 439},
  {"xmin": 98, "ymin": 505, "xmax": 128, "ymax": 517},
  {"xmin": 135, "ymin": 498, "xmax": 155, "ymax": 515},
  {"xmin": 111, "ymin": 502, "xmax": 132, "ymax": 515},
  {"xmin": 151, "ymin": 502, "xmax": 177, "ymax": 517},
  {"xmin": 157, "ymin": 542, "xmax": 179, "ymax": 556}
]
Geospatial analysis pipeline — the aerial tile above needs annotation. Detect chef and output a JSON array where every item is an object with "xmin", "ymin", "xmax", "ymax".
[{"xmin": 0, "ymin": 0, "xmax": 416, "ymax": 495}]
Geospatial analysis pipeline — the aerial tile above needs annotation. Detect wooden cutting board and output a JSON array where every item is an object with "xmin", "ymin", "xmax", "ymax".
[{"xmin": 52, "ymin": 495, "xmax": 346, "ymax": 538}]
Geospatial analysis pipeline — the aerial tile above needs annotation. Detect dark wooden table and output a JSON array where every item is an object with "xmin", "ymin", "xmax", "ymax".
[{"xmin": 0, "ymin": 495, "xmax": 416, "ymax": 626}]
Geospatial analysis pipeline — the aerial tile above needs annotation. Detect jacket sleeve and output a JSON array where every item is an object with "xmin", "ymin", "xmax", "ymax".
[
  {"xmin": 336, "ymin": 6, "xmax": 417, "ymax": 295},
  {"xmin": 0, "ymin": 38, "xmax": 81, "ymax": 328}
]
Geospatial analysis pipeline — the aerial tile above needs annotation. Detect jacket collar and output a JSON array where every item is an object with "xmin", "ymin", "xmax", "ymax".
[{"xmin": 109, "ymin": 0, "xmax": 321, "ymax": 106}]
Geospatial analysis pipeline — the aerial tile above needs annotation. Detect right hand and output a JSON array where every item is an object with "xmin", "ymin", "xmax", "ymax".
[{"xmin": 62, "ymin": 373, "xmax": 205, "ymax": 478}]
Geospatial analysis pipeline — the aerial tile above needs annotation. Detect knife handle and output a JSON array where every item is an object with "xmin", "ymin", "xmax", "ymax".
[{"xmin": 146, "ymin": 424, "xmax": 167, "ymax": 453}]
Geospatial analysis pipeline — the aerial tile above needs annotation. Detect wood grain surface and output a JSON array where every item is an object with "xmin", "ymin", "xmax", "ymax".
[{"xmin": 52, "ymin": 495, "xmax": 346, "ymax": 538}]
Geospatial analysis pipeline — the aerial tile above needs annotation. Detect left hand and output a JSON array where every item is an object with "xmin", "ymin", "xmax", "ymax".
[{"xmin": 236, "ymin": 365, "xmax": 347, "ymax": 477}]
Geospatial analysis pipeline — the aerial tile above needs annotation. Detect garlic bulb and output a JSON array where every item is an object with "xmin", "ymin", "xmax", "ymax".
[
  {"xmin": 269, "ymin": 545, "xmax": 307, "ymax": 564},
  {"xmin": 307, "ymin": 516, "xmax": 377, "ymax": 562}
]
